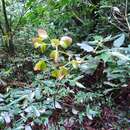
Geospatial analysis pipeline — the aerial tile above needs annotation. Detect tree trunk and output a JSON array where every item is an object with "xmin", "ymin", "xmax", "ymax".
[{"xmin": 1, "ymin": 0, "xmax": 14, "ymax": 54}]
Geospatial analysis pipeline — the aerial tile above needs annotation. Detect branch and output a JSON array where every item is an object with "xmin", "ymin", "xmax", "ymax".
[
  {"xmin": 13, "ymin": 2, "xmax": 27, "ymax": 34},
  {"xmin": 125, "ymin": 0, "xmax": 130, "ymax": 32},
  {"xmin": 109, "ymin": 21, "xmax": 126, "ymax": 32},
  {"xmin": 13, "ymin": 1, "xmax": 35, "ymax": 35},
  {"xmin": 71, "ymin": 11, "xmax": 85, "ymax": 25}
]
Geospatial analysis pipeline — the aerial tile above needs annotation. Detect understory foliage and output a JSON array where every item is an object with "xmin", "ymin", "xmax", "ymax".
[{"xmin": 0, "ymin": 0, "xmax": 130, "ymax": 130}]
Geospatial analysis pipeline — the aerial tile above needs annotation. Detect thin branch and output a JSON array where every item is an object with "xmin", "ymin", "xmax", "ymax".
[
  {"xmin": 13, "ymin": 1, "xmax": 35, "ymax": 35},
  {"xmin": 125, "ymin": 0, "xmax": 130, "ymax": 32},
  {"xmin": 13, "ymin": 2, "xmax": 26, "ymax": 33},
  {"xmin": 109, "ymin": 21, "xmax": 126, "ymax": 32},
  {"xmin": 71, "ymin": 11, "xmax": 85, "ymax": 25},
  {"xmin": 112, "ymin": 12, "xmax": 128, "ymax": 29}
]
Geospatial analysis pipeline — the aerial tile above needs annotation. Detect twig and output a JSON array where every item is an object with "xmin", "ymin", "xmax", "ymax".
[
  {"xmin": 7, "ymin": 81, "xmax": 29, "ymax": 87},
  {"xmin": 125, "ymin": 0, "xmax": 130, "ymax": 32},
  {"xmin": 71, "ymin": 11, "xmax": 85, "ymax": 25},
  {"xmin": 13, "ymin": 3, "xmax": 30, "ymax": 35},
  {"xmin": 7, "ymin": 95, "xmax": 27, "ymax": 107},
  {"xmin": 13, "ymin": 0, "xmax": 37, "ymax": 35},
  {"xmin": 112, "ymin": 12, "xmax": 128, "ymax": 30},
  {"xmin": 109, "ymin": 21, "xmax": 126, "ymax": 32}
]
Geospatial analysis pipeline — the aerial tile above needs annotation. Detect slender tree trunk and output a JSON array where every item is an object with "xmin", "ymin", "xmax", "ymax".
[
  {"xmin": 0, "ymin": 23, "xmax": 4, "ymax": 34},
  {"xmin": 1, "ymin": 0, "xmax": 14, "ymax": 54}
]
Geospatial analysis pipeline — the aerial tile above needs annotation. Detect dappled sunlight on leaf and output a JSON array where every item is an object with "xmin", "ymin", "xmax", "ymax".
[
  {"xmin": 60, "ymin": 36, "xmax": 72, "ymax": 49},
  {"xmin": 51, "ymin": 66, "xmax": 69, "ymax": 80},
  {"xmin": 34, "ymin": 60, "xmax": 47, "ymax": 71},
  {"xmin": 49, "ymin": 50, "xmax": 59, "ymax": 63},
  {"xmin": 37, "ymin": 29, "xmax": 48, "ymax": 39},
  {"xmin": 51, "ymin": 39, "xmax": 60, "ymax": 48}
]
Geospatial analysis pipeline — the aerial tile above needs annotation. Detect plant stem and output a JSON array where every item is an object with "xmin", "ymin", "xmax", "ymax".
[
  {"xmin": 1, "ymin": 0, "xmax": 10, "ymax": 33},
  {"xmin": 1, "ymin": 0, "xmax": 14, "ymax": 54},
  {"xmin": 125, "ymin": 0, "xmax": 130, "ymax": 32}
]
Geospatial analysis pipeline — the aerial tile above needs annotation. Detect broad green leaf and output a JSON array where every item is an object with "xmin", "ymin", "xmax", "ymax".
[
  {"xmin": 60, "ymin": 36, "xmax": 72, "ymax": 49},
  {"xmin": 110, "ymin": 52, "xmax": 130, "ymax": 61},
  {"xmin": 40, "ymin": 43, "xmax": 47, "ymax": 53},
  {"xmin": 59, "ymin": 66, "xmax": 69, "ymax": 79},
  {"xmin": 100, "ymin": 52, "xmax": 111, "ymax": 62},
  {"xmin": 50, "ymin": 50, "xmax": 59, "ymax": 63},
  {"xmin": 113, "ymin": 33, "xmax": 125, "ymax": 47},
  {"xmin": 35, "ymin": 87, "xmax": 42, "ymax": 100},
  {"xmin": 51, "ymin": 66, "xmax": 69, "ymax": 79},
  {"xmin": 54, "ymin": 101, "xmax": 62, "ymax": 109},
  {"xmin": 32, "ymin": 37, "xmax": 43, "ymax": 44},
  {"xmin": 34, "ymin": 42, "xmax": 41, "ymax": 48},
  {"xmin": 51, "ymin": 39, "xmax": 60, "ymax": 48},
  {"xmin": 75, "ymin": 82, "xmax": 86, "ymax": 89},
  {"xmin": 87, "ymin": 113, "xmax": 93, "ymax": 120},
  {"xmin": 77, "ymin": 42, "xmax": 94, "ymax": 52},
  {"xmin": 33, "ymin": 37, "xmax": 44, "ymax": 48},
  {"xmin": 51, "ymin": 70, "xmax": 59, "ymax": 78},
  {"xmin": 34, "ymin": 60, "xmax": 47, "ymax": 71},
  {"xmin": 94, "ymin": 35, "xmax": 103, "ymax": 41}
]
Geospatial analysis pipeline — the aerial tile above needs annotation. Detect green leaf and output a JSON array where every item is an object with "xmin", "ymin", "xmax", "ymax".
[
  {"xmin": 60, "ymin": 36, "xmax": 72, "ymax": 49},
  {"xmin": 50, "ymin": 50, "xmax": 59, "ymax": 63},
  {"xmin": 58, "ymin": 66, "xmax": 69, "ymax": 79},
  {"xmin": 51, "ymin": 70, "xmax": 59, "ymax": 78},
  {"xmin": 34, "ymin": 60, "xmax": 47, "ymax": 71},
  {"xmin": 51, "ymin": 66, "xmax": 69, "ymax": 80},
  {"xmin": 35, "ymin": 87, "xmax": 42, "ymax": 100},
  {"xmin": 34, "ymin": 42, "xmax": 41, "ymax": 48},
  {"xmin": 100, "ymin": 52, "xmax": 111, "ymax": 62},
  {"xmin": 40, "ymin": 43, "xmax": 47, "ymax": 53},
  {"xmin": 113, "ymin": 33, "xmax": 125, "ymax": 47},
  {"xmin": 110, "ymin": 52, "xmax": 130, "ymax": 61},
  {"xmin": 71, "ymin": 60, "xmax": 80, "ymax": 69},
  {"xmin": 75, "ymin": 82, "xmax": 86, "ymax": 89},
  {"xmin": 77, "ymin": 42, "xmax": 94, "ymax": 52},
  {"xmin": 51, "ymin": 39, "xmax": 60, "ymax": 48}
]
